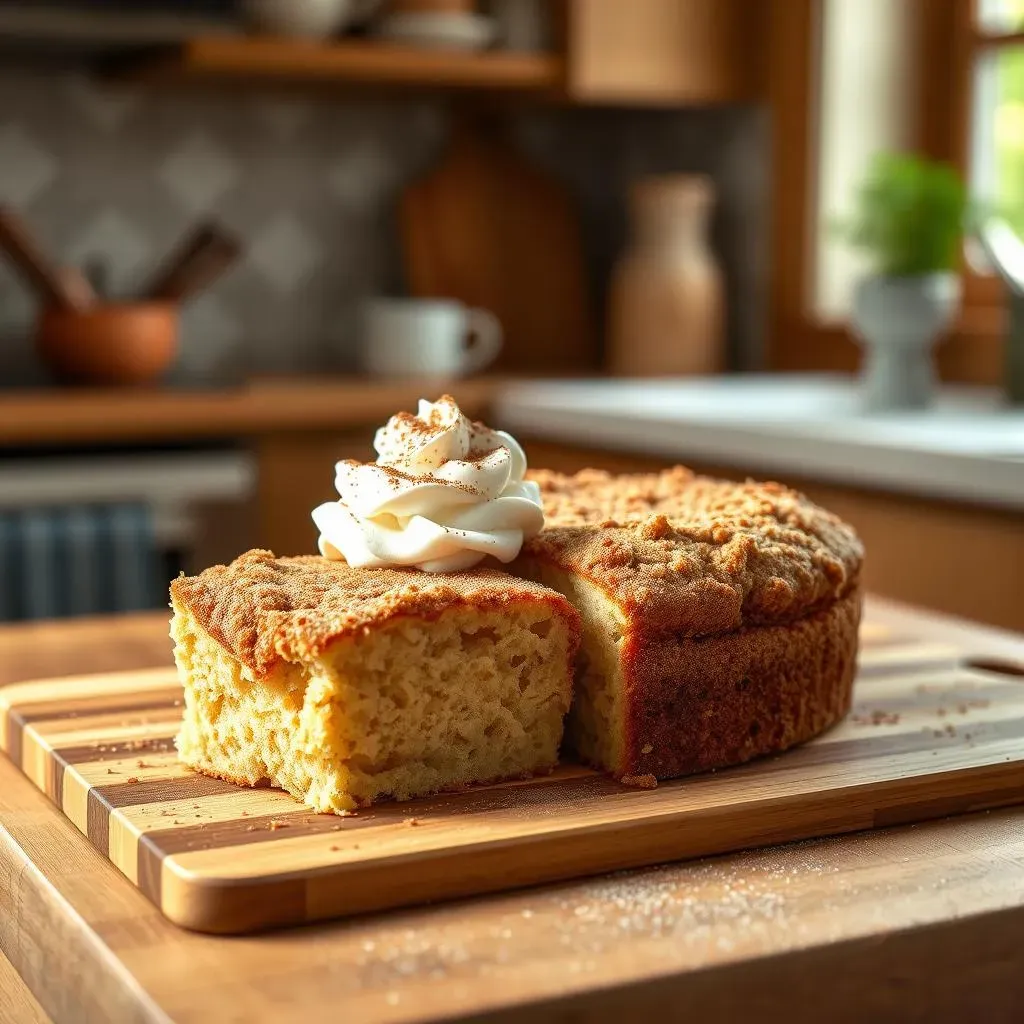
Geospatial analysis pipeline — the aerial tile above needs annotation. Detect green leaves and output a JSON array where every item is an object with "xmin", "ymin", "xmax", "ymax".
[{"xmin": 835, "ymin": 152, "xmax": 967, "ymax": 277}]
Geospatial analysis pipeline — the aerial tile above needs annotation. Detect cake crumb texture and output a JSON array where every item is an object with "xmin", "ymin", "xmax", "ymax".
[{"xmin": 172, "ymin": 551, "xmax": 579, "ymax": 813}]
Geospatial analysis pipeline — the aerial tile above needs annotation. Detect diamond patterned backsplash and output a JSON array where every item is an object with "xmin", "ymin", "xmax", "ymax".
[
  {"xmin": 0, "ymin": 68, "xmax": 767, "ymax": 386},
  {"xmin": 0, "ymin": 69, "xmax": 443, "ymax": 385}
]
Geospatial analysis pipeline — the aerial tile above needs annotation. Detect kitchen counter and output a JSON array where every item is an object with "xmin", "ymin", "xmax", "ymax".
[
  {"xmin": 2, "ymin": 607, "xmax": 1024, "ymax": 1023},
  {"xmin": 495, "ymin": 375, "xmax": 1024, "ymax": 510}
]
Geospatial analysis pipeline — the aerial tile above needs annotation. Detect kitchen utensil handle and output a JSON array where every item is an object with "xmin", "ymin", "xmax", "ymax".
[
  {"xmin": 463, "ymin": 308, "xmax": 503, "ymax": 374},
  {"xmin": 0, "ymin": 207, "xmax": 93, "ymax": 310},
  {"xmin": 145, "ymin": 223, "xmax": 241, "ymax": 301},
  {"xmin": 58, "ymin": 267, "xmax": 100, "ymax": 310}
]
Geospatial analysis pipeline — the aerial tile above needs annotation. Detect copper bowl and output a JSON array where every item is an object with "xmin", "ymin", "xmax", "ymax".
[{"xmin": 36, "ymin": 303, "xmax": 179, "ymax": 386}]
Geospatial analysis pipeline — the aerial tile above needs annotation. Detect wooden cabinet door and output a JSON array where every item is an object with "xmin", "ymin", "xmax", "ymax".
[{"xmin": 564, "ymin": 0, "xmax": 762, "ymax": 105}]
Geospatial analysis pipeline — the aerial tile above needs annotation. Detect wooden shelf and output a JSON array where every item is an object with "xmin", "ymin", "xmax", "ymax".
[
  {"xmin": 117, "ymin": 37, "xmax": 564, "ymax": 95},
  {"xmin": 0, "ymin": 377, "xmax": 500, "ymax": 446}
]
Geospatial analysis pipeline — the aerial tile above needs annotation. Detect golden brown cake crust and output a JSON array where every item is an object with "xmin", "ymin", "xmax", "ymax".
[
  {"xmin": 170, "ymin": 549, "xmax": 581, "ymax": 676},
  {"xmin": 526, "ymin": 468, "xmax": 863, "ymax": 636},
  {"xmin": 621, "ymin": 586, "xmax": 861, "ymax": 778}
]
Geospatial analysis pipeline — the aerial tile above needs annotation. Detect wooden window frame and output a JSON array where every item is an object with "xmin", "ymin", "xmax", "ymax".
[
  {"xmin": 946, "ymin": 0, "xmax": 1024, "ymax": 308},
  {"xmin": 767, "ymin": 0, "xmax": 1005, "ymax": 385}
]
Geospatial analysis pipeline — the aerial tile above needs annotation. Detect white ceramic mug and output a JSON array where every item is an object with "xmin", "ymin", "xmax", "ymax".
[{"xmin": 361, "ymin": 298, "xmax": 503, "ymax": 378}]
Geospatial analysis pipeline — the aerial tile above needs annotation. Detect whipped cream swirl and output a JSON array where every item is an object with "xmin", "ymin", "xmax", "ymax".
[{"xmin": 312, "ymin": 396, "xmax": 544, "ymax": 572}]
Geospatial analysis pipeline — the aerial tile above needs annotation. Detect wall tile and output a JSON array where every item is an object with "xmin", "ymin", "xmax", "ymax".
[
  {"xmin": 0, "ymin": 124, "xmax": 58, "ymax": 207},
  {"xmin": 0, "ymin": 70, "xmax": 447, "ymax": 385}
]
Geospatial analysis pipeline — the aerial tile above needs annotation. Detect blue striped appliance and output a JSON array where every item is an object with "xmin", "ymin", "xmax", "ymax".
[{"xmin": 0, "ymin": 503, "xmax": 161, "ymax": 622}]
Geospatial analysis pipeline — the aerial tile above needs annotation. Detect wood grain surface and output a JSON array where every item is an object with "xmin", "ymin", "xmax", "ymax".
[
  {"xmin": 2, "ymin": 604, "xmax": 1024, "ymax": 1023},
  {"xmin": 0, "ymin": 952, "xmax": 49, "ymax": 1024},
  {"xmin": 3, "ymin": 618, "xmax": 1024, "ymax": 934}
]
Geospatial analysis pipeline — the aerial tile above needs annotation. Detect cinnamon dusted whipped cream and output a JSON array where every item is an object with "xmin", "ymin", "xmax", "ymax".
[{"xmin": 312, "ymin": 396, "xmax": 545, "ymax": 572}]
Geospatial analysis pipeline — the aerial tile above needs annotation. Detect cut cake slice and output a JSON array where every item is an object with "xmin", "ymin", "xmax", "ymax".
[{"xmin": 170, "ymin": 550, "xmax": 580, "ymax": 813}]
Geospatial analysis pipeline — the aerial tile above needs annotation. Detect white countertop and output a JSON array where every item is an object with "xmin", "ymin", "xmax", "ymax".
[{"xmin": 494, "ymin": 375, "xmax": 1024, "ymax": 510}]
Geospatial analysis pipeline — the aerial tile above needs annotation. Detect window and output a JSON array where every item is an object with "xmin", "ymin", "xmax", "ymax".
[
  {"xmin": 811, "ymin": 0, "xmax": 1022, "ymax": 316},
  {"xmin": 813, "ymin": 0, "xmax": 918, "ymax": 320},
  {"xmin": 969, "ymin": 1, "xmax": 1024, "ymax": 248},
  {"xmin": 766, "ymin": 0, "xmax": 1007, "ymax": 384}
]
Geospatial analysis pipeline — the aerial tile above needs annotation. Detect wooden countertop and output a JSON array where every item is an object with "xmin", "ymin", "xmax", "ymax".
[
  {"xmin": 2, "ymin": 605, "xmax": 1024, "ymax": 1022},
  {"xmin": 0, "ymin": 377, "xmax": 500, "ymax": 446}
]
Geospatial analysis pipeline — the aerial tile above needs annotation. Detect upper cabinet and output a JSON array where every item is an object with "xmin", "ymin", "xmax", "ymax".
[{"xmin": 564, "ymin": 0, "xmax": 762, "ymax": 106}]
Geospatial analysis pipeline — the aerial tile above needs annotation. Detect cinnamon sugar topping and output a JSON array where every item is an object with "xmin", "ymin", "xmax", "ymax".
[
  {"xmin": 521, "ymin": 468, "xmax": 863, "ymax": 637},
  {"xmin": 170, "ymin": 550, "xmax": 576, "ymax": 676}
]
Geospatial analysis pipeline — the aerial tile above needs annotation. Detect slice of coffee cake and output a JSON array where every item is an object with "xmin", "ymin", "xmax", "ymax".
[{"xmin": 171, "ymin": 549, "xmax": 580, "ymax": 813}]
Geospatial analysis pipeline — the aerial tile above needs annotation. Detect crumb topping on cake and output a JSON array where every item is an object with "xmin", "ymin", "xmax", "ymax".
[
  {"xmin": 523, "ymin": 468, "xmax": 863, "ymax": 636},
  {"xmin": 170, "ymin": 549, "xmax": 578, "ymax": 676}
]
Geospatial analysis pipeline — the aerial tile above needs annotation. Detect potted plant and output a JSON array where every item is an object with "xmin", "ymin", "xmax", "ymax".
[{"xmin": 837, "ymin": 152, "xmax": 967, "ymax": 411}]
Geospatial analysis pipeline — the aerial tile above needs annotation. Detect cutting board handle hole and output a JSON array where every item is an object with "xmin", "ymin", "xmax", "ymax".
[{"xmin": 964, "ymin": 657, "xmax": 1024, "ymax": 679}]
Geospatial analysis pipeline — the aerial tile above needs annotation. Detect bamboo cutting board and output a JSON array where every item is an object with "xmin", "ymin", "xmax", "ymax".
[{"xmin": 2, "ymin": 624, "xmax": 1024, "ymax": 935}]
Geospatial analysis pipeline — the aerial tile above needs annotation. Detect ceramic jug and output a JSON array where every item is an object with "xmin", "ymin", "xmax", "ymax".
[{"xmin": 608, "ymin": 175, "xmax": 723, "ymax": 377}]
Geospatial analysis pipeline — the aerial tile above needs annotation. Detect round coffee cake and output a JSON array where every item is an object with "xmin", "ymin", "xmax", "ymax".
[{"xmin": 515, "ymin": 467, "xmax": 864, "ymax": 781}]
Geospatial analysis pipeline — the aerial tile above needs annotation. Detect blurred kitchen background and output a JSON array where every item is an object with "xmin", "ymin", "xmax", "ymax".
[{"xmin": 0, "ymin": 0, "xmax": 1021, "ymax": 631}]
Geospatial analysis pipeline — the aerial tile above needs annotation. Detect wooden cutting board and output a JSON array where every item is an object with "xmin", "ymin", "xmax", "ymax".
[
  {"xmin": 400, "ymin": 115, "xmax": 596, "ymax": 373},
  {"xmin": 2, "ymin": 624, "xmax": 1024, "ymax": 936}
]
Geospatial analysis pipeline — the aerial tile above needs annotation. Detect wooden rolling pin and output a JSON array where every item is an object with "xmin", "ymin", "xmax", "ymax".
[
  {"xmin": 144, "ymin": 223, "xmax": 241, "ymax": 302},
  {"xmin": 0, "ymin": 206, "xmax": 94, "ymax": 310}
]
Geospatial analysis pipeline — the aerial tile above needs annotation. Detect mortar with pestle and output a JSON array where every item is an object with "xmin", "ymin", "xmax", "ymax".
[{"xmin": 0, "ymin": 208, "xmax": 241, "ymax": 386}]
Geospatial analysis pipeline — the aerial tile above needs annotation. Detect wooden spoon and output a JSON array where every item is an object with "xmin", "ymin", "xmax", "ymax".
[
  {"xmin": 144, "ymin": 223, "xmax": 242, "ymax": 302},
  {"xmin": 0, "ymin": 206, "xmax": 94, "ymax": 310}
]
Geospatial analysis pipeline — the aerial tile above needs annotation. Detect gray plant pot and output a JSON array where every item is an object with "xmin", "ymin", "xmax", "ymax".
[{"xmin": 851, "ymin": 273, "xmax": 961, "ymax": 411}]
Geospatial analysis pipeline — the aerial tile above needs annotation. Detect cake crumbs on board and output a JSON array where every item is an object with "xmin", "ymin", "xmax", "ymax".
[
  {"xmin": 620, "ymin": 774, "xmax": 658, "ymax": 790},
  {"xmin": 851, "ymin": 709, "xmax": 900, "ymax": 726}
]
